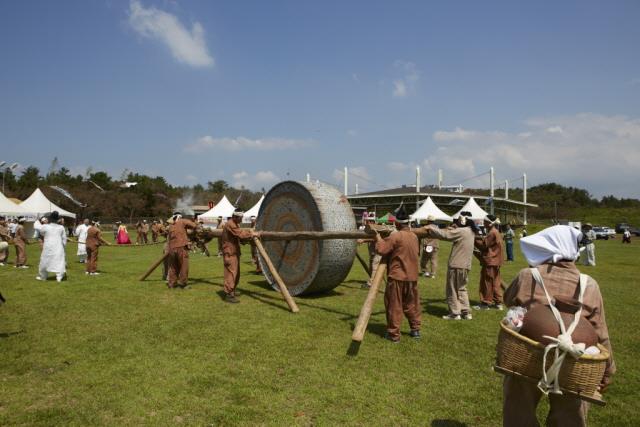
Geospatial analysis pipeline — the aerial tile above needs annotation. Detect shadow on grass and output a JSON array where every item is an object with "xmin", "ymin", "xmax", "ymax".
[
  {"xmin": 0, "ymin": 330, "xmax": 25, "ymax": 338},
  {"xmin": 422, "ymin": 298, "xmax": 450, "ymax": 318},
  {"xmin": 431, "ymin": 420, "xmax": 468, "ymax": 427}
]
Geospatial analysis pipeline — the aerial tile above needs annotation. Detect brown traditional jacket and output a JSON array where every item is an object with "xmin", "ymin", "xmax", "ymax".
[
  {"xmin": 475, "ymin": 226, "xmax": 504, "ymax": 266},
  {"xmin": 0, "ymin": 224, "xmax": 9, "ymax": 242},
  {"xmin": 424, "ymin": 224, "xmax": 475, "ymax": 270},
  {"xmin": 13, "ymin": 225, "xmax": 26, "ymax": 246},
  {"xmin": 221, "ymin": 220, "xmax": 252, "ymax": 256},
  {"xmin": 375, "ymin": 228, "xmax": 420, "ymax": 281},
  {"xmin": 504, "ymin": 261, "xmax": 615, "ymax": 380},
  {"xmin": 168, "ymin": 219, "xmax": 197, "ymax": 249},
  {"xmin": 86, "ymin": 226, "xmax": 109, "ymax": 250}
]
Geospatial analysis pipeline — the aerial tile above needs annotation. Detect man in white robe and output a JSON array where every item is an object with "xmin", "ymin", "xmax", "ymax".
[
  {"xmin": 74, "ymin": 218, "xmax": 90, "ymax": 263},
  {"xmin": 34, "ymin": 211, "xmax": 67, "ymax": 282}
]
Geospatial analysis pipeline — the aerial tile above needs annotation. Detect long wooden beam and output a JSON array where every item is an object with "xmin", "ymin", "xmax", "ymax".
[
  {"xmin": 351, "ymin": 259, "xmax": 388, "ymax": 342},
  {"xmin": 200, "ymin": 227, "xmax": 429, "ymax": 242},
  {"xmin": 253, "ymin": 237, "xmax": 300, "ymax": 313}
]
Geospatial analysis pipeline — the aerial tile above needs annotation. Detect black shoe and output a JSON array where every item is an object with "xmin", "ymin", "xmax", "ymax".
[
  {"xmin": 473, "ymin": 303, "xmax": 491, "ymax": 311},
  {"xmin": 409, "ymin": 330, "xmax": 421, "ymax": 339},
  {"xmin": 383, "ymin": 332, "xmax": 400, "ymax": 343},
  {"xmin": 225, "ymin": 294, "xmax": 240, "ymax": 304}
]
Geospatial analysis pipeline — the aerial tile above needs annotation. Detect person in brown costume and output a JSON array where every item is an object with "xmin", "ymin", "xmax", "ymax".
[
  {"xmin": 249, "ymin": 216, "xmax": 262, "ymax": 274},
  {"xmin": 502, "ymin": 225, "xmax": 615, "ymax": 427},
  {"xmin": 423, "ymin": 211, "xmax": 477, "ymax": 320},
  {"xmin": 85, "ymin": 221, "xmax": 111, "ymax": 275},
  {"xmin": 151, "ymin": 220, "xmax": 160, "ymax": 243},
  {"xmin": 166, "ymin": 212, "xmax": 197, "ymax": 289},
  {"xmin": 374, "ymin": 207, "xmax": 421, "ymax": 342},
  {"xmin": 140, "ymin": 220, "xmax": 149, "ymax": 244},
  {"xmin": 222, "ymin": 210, "xmax": 255, "ymax": 303},
  {"xmin": 474, "ymin": 214, "xmax": 504, "ymax": 310},
  {"xmin": 13, "ymin": 217, "xmax": 28, "ymax": 268},
  {"xmin": 420, "ymin": 215, "xmax": 439, "ymax": 278},
  {"xmin": 0, "ymin": 216, "xmax": 10, "ymax": 266}
]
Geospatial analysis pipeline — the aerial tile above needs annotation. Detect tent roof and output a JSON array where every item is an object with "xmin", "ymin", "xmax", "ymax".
[
  {"xmin": 453, "ymin": 197, "xmax": 489, "ymax": 220},
  {"xmin": 198, "ymin": 195, "xmax": 236, "ymax": 219},
  {"xmin": 377, "ymin": 212, "xmax": 396, "ymax": 223},
  {"xmin": 19, "ymin": 188, "xmax": 76, "ymax": 218},
  {"xmin": 242, "ymin": 195, "xmax": 264, "ymax": 223},
  {"xmin": 410, "ymin": 197, "xmax": 453, "ymax": 222},
  {"xmin": 0, "ymin": 191, "xmax": 29, "ymax": 216}
]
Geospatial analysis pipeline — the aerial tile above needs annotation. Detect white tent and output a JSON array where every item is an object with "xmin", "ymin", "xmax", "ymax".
[
  {"xmin": 0, "ymin": 191, "xmax": 29, "ymax": 217},
  {"xmin": 410, "ymin": 197, "xmax": 453, "ymax": 222},
  {"xmin": 19, "ymin": 188, "xmax": 76, "ymax": 219},
  {"xmin": 242, "ymin": 195, "xmax": 264, "ymax": 223},
  {"xmin": 198, "ymin": 196, "xmax": 236, "ymax": 223},
  {"xmin": 453, "ymin": 197, "xmax": 489, "ymax": 220}
]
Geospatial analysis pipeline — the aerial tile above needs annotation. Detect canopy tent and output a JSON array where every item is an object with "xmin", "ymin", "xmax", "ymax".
[
  {"xmin": 377, "ymin": 212, "xmax": 396, "ymax": 224},
  {"xmin": 410, "ymin": 197, "xmax": 453, "ymax": 222},
  {"xmin": 0, "ymin": 191, "xmax": 29, "ymax": 217},
  {"xmin": 19, "ymin": 188, "xmax": 76, "ymax": 219},
  {"xmin": 242, "ymin": 195, "xmax": 264, "ymax": 223},
  {"xmin": 198, "ymin": 196, "xmax": 236, "ymax": 223},
  {"xmin": 453, "ymin": 197, "xmax": 489, "ymax": 221}
]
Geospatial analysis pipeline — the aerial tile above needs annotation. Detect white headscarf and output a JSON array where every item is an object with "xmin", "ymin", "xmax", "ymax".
[{"xmin": 519, "ymin": 225, "xmax": 582, "ymax": 267}]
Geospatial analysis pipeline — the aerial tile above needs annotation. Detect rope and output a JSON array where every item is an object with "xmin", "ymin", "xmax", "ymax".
[{"xmin": 530, "ymin": 268, "xmax": 589, "ymax": 395}]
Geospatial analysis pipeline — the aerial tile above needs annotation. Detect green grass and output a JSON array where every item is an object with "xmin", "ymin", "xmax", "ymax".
[{"xmin": 0, "ymin": 234, "xmax": 638, "ymax": 426}]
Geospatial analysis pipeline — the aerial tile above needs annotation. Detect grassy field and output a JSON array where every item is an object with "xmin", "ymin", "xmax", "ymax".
[{"xmin": 0, "ymin": 233, "xmax": 638, "ymax": 426}]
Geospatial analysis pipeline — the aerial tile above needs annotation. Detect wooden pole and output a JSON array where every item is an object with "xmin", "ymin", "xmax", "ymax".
[
  {"xmin": 355, "ymin": 251, "xmax": 371, "ymax": 277},
  {"xmin": 139, "ymin": 252, "xmax": 169, "ymax": 281},
  {"xmin": 351, "ymin": 259, "xmax": 388, "ymax": 342},
  {"xmin": 201, "ymin": 227, "xmax": 430, "ymax": 242},
  {"xmin": 252, "ymin": 237, "xmax": 300, "ymax": 313}
]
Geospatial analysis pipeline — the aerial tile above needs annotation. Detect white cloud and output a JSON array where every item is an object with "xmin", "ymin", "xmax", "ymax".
[
  {"xmin": 128, "ymin": 0, "xmax": 214, "ymax": 68},
  {"xmin": 392, "ymin": 60, "xmax": 420, "ymax": 98},
  {"xmin": 232, "ymin": 170, "xmax": 280, "ymax": 189},
  {"xmin": 185, "ymin": 136, "xmax": 312, "ymax": 152},
  {"xmin": 427, "ymin": 113, "xmax": 640, "ymax": 197}
]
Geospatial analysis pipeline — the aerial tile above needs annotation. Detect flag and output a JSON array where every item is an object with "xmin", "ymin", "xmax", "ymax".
[{"xmin": 49, "ymin": 186, "xmax": 87, "ymax": 207}]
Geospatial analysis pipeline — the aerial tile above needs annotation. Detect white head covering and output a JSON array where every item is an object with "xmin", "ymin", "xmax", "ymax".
[{"xmin": 519, "ymin": 225, "xmax": 583, "ymax": 267}]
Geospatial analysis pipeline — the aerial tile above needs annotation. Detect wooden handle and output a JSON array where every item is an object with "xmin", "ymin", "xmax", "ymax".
[
  {"xmin": 253, "ymin": 237, "xmax": 300, "ymax": 313},
  {"xmin": 200, "ymin": 227, "xmax": 430, "ymax": 242},
  {"xmin": 139, "ymin": 252, "xmax": 170, "ymax": 281},
  {"xmin": 351, "ymin": 260, "xmax": 388, "ymax": 342}
]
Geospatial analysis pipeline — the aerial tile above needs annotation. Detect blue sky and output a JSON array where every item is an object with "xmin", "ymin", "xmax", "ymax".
[{"xmin": 1, "ymin": 0, "xmax": 639, "ymax": 197}]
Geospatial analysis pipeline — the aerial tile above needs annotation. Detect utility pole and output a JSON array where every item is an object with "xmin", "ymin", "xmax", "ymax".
[
  {"xmin": 490, "ymin": 166, "xmax": 495, "ymax": 215},
  {"xmin": 504, "ymin": 180, "xmax": 509, "ymax": 200},
  {"xmin": 523, "ymin": 173, "xmax": 528, "ymax": 225},
  {"xmin": 344, "ymin": 167, "xmax": 348, "ymax": 196},
  {"xmin": 437, "ymin": 169, "xmax": 443, "ymax": 189}
]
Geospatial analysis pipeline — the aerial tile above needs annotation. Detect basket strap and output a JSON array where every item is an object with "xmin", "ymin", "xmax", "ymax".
[{"xmin": 530, "ymin": 268, "xmax": 587, "ymax": 395}]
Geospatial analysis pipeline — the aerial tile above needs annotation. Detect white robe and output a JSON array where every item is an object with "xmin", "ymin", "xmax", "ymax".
[
  {"xmin": 35, "ymin": 222, "xmax": 67, "ymax": 274},
  {"xmin": 75, "ymin": 224, "xmax": 89, "ymax": 256}
]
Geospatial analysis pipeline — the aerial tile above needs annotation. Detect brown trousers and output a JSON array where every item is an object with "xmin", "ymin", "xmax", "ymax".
[
  {"xmin": 446, "ymin": 267, "xmax": 470, "ymax": 315},
  {"xmin": 167, "ymin": 246, "xmax": 189, "ymax": 287},
  {"xmin": 0, "ymin": 245, "xmax": 8, "ymax": 263},
  {"xmin": 86, "ymin": 246, "xmax": 99, "ymax": 273},
  {"xmin": 250, "ymin": 244, "xmax": 262, "ymax": 273},
  {"xmin": 14, "ymin": 242, "xmax": 27, "ymax": 266},
  {"xmin": 480, "ymin": 265, "xmax": 503, "ymax": 305},
  {"xmin": 152, "ymin": 232, "xmax": 158, "ymax": 243},
  {"xmin": 503, "ymin": 376, "xmax": 589, "ymax": 427},
  {"xmin": 223, "ymin": 253, "xmax": 241, "ymax": 295},
  {"xmin": 384, "ymin": 279, "xmax": 421, "ymax": 340},
  {"xmin": 420, "ymin": 249, "xmax": 438, "ymax": 275}
]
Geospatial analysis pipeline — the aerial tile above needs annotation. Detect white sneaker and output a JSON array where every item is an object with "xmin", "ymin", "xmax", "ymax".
[
  {"xmin": 35, "ymin": 276, "xmax": 44, "ymax": 281},
  {"xmin": 442, "ymin": 314, "xmax": 461, "ymax": 320},
  {"xmin": 85, "ymin": 272, "xmax": 90, "ymax": 275},
  {"xmin": 0, "ymin": 263, "xmax": 5, "ymax": 266},
  {"xmin": 20, "ymin": 265, "xmax": 29, "ymax": 269},
  {"xmin": 90, "ymin": 272, "xmax": 100, "ymax": 276}
]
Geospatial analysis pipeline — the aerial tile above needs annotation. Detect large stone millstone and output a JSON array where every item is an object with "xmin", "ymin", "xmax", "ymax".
[{"xmin": 256, "ymin": 181, "xmax": 357, "ymax": 296}]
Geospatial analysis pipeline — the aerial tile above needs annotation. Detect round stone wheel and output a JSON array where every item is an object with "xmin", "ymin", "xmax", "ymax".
[{"xmin": 256, "ymin": 180, "xmax": 357, "ymax": 296}]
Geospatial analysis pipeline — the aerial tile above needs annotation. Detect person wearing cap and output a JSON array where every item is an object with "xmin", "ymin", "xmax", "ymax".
[
  {"xmin": 0, "ymin": 216, "xmax": 10, "ymax": 266},
  {"xmin": 34, "ymin": 211, "xmax": 67, "ymax": 282},
  {"xmin": 423, "ymin": 211, "xmax": 477, "ymax": 320},
  {"xmin": 166, "ymin": 212, "xmax": 198, "ymax": 289},
  {"xmin": 13, "ymin": 217, "xmax": 28, "ymax": 268},
  {"xmin": 503, "ymin": 224, "xmax": 515, "ymax": 262},
  {"xmin": 85, "ymin": 221, "xmax": 111, "ymax": 275},
  {"xmin": 581, "ymin": 223, "xmax": 596, "ymax": 266},
  {"xmin": 474, "ymin": 214, "xmax": 504, "ymax": 310},
  {"xmin": 420, "ymin": 215, "xmax": 439, "ymax": 279},
  {"xmin": 502, "ymin": 225, "xmax": 615, "ymax": 426},
  {"xmin": 374, "ymin": 206, "xmax": 421, "ymax": 342},
  {"xmin": 151, "ymin": 220, "xmax": 160, "ymax": 243},
  {"xmin": 141, "ymin": 220, "xmax": 149, "ymax": 244},
  {"xmin": 221, "ymin": 210, "xmax": 255, "ymax": 303},
  {"xmin": 75, "ymin": 218, "xmax": 91, "ymax": 263},
  {"xmin": 249, "ymin": 216, "xmax": 262, "ymax": 274},
  {"xmin": 357, "ymin": 212, "xmax": 380, "ymax": 289}
]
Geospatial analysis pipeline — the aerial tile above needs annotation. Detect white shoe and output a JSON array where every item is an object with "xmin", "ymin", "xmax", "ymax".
[
  {"xmin": 0, "ymin": 263, "xmax": 5, "ymax": 266},
  {"xmin": 35, "ymin": 276, "xmax": 44, "ymax": 281},
  {"xmin": 90, "ymin": 272, "xmax": 100, "ymax": 275},
  {"xmin": 442, "ymin": 314, "xmax": 461, "ymax": 320},
  {"xmin": 20, "ymin": 265, "xmax": 29, "ymax": 269},
  {"xmin": 85, "ymin": 272, "xmax": 90, "ymax": 275}
]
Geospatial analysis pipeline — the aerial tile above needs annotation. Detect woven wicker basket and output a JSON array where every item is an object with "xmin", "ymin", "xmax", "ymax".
[{"xmin": 496, "ymin": 321, "xmax": 609, "ymax": 396}]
